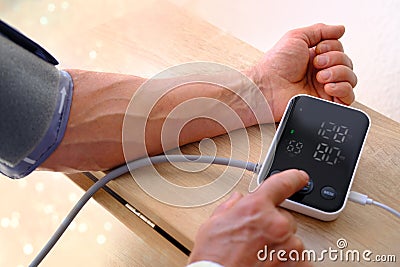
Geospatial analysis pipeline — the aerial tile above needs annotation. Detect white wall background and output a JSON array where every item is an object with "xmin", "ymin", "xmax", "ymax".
[{"xmin": 171, "ymin": 0, "xmax": 400, "ymax": 122}]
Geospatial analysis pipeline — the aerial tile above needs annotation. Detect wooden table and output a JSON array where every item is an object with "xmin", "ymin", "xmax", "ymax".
[{"xmin": 53, "ymin": 1, "xmax": 399, "ymax": 266}]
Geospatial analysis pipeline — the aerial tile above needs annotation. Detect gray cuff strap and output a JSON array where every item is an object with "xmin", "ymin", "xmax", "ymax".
[{"xmin": 0, "ymin": 71, "xmax": 73, "ymax": 178}]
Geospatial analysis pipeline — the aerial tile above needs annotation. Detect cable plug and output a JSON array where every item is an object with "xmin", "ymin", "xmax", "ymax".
[
  {"xmin": 348, "ymin": 191, "xmax": 400, "ymax": 218},
  {"xmin": 348, "ymin": 191, "xmax": 373, "ymax": 205}
]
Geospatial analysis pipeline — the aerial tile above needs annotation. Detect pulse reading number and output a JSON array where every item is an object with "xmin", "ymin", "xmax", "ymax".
[
  {"xmin": 313, "ymin": 122, "xmax": 348, "ymax": 165},
  {"xmin": 286, "ymin": 140, "xmax": 303, "ymax": 155}
]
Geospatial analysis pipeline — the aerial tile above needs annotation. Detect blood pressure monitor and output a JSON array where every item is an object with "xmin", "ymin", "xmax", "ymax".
[{"xmin": 257, "ymin": 95, "xmax": 370, "ymax": 221}]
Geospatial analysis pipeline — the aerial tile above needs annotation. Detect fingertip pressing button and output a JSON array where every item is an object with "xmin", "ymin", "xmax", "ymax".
[{"xmin": 299, "ymin": 178, "xmax": 314, "ymax": 194}]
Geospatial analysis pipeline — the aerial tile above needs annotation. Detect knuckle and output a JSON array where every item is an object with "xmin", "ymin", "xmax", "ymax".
[
  {"xmin": 341, "ymin": 52, "xmax": 353, "ymax": 68},
  {"xmin": 329, "ymin": 40, "xmax": 344, "ymax": 51},
  {"xmin": 314, "ymin": 22, "xmax": 326, "ymax": 28},
  {"xmin": 338, "ymin": 41, "xmax": 344, "ymax": 51},
  {"xmin": 353, "ymin": 73, "xmax": 358, "ymax": 86},
  {"xmin": 238, "ymin": 196, "xmax": 264, "ymax": 216},
  {"xmin": 270, "ymin": 213, "xmax": 292, "ymax": 241},
  {"xmin": 286, "ymin": 28, "xmax": 301, "ymax": 39}
]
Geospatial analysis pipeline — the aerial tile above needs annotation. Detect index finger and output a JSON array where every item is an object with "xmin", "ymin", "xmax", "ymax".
[{"xmin": 255, "ymin": 169, "xmax": 309, "ymax": 206}]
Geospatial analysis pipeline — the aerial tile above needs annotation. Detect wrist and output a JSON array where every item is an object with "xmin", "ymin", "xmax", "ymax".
[{"xmin": 242, "ymin": 66, "xmax": 276, "ymax": 123}]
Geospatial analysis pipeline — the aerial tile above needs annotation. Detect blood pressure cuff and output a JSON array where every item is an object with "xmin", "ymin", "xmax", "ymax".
[{"xmin": 0, "ymin": 20, "xmax": 73, "ymax": 178}]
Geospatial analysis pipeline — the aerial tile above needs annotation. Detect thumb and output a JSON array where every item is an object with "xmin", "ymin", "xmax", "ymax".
[{"xmin": 289, "ymin": 23, "xmax": 345, "ymax": 48}]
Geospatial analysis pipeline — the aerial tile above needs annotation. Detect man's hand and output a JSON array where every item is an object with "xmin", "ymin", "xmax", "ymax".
[
  {"xmin": 189, "ymin": 170, "xmax": 312, "ymax": 267},
  {"xmin": 247, "ymin": 23, "xmax": 357, "ymax": 121}
]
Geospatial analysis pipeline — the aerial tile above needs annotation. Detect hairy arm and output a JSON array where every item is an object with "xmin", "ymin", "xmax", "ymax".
[{"xmin": 40, "ymin": 69, "xmax": 265, "ymax": 172}]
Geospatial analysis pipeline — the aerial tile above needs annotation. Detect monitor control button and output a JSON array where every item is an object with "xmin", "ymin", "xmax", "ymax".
[
  {"xmin": 321, "ymin": 186, "xmax": 336, "ymax": 200},
  {"xmin": 299, "ymin": 179, "xmax": 314, "ymax": 194}
]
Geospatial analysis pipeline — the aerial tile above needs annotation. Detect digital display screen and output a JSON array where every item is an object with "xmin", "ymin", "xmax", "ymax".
[{"xmin": 265, "ymin": 96, "xmax": 370, "ymax": 212}]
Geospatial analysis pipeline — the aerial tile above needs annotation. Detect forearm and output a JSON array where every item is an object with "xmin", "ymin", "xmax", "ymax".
[{"xmin": 40, "ymin": 69, "xmax": 271, "ymax": 172}]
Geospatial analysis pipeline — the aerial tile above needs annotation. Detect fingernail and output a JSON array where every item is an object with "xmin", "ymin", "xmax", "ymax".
[
  {"xmin": 319, "ymin": 70, "xmax": 331, "ymax": 80},
  {"xmin": 317, "ymin": 43, "xmax": 329, "ymax": 53},
  {"xmin": 317, "ymin": 55, "xmax": 328, "ymax": 66}
]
